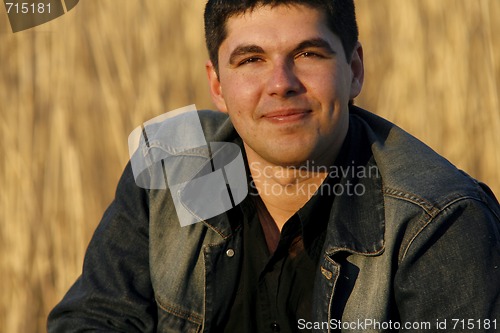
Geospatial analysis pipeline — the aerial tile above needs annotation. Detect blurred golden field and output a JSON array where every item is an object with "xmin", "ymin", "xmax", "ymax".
[{"xmin": 1, "ymin": 1, "xmax": 499, "ymax": 332}]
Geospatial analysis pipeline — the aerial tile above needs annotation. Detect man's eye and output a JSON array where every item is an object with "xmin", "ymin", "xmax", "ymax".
[
  {"xmin": 298, "ymin": 52, "xmax": 322, "ymax": 58},
  {"xmin": 239, "ymin": 57, "xmax": 262, "ymax": 65}
]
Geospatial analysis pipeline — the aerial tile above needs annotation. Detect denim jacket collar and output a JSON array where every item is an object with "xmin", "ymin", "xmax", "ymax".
[
  {"xmin": 323, "ymin": 115, "xmax": 386, "ymax": 258},
  {"xmin": 323, "ymin": 156, "xmax": 385, "ymax": 257}
]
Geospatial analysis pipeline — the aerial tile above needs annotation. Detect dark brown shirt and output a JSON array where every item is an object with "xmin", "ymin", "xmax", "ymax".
[{"xmin": 222, "ymin": 183, "xmax": 334, "ymax": 332}]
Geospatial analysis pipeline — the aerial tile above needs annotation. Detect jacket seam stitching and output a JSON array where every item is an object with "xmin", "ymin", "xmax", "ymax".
[
  {"xmin": 400, "ymin": 196, "xmax": 487, "ymax": 261},
  {"xmin": 383, "ymin": 188, "xmax": 437, "ymax": 215},
  {"xmin": 326, "ymin": 260, "xmax": 340, "ymax": 333}
]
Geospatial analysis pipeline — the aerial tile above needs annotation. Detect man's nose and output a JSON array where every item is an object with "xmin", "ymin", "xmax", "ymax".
[{"xmin": 265, "ymin": 61, "xmax": 303, "ymax": 98}]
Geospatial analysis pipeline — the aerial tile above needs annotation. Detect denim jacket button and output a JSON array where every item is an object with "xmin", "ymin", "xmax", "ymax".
[
  {"xmin": 321, "ymin": 266, "xmax": 333, "ymax": 280},
  {"xmin": 226, "ymin": 249, "xmax": 235, "ymax": 257}
]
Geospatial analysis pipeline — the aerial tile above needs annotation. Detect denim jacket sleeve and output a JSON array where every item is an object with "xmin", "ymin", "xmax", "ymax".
[
  {"xmin": 394, "ymin": 194, "xmax": 500, "ymax": 331},
  {"xmin": 47, "ymin": 163, "xmax": 157, "ymax": 332}
]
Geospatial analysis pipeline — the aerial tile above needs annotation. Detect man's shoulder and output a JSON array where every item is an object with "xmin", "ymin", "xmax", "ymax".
[
  {"xmin": 141, "ymin": 109, "xmax": 235, "ymax": 147},
  {"xmin": 350, "ymin": 106, "xmax": 494, "ymax": 210}
]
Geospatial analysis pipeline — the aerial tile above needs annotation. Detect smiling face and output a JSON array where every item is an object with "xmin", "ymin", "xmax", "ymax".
[{"xmin": 207, "ymin": 4, "xmax": 364, "ymax": 168}]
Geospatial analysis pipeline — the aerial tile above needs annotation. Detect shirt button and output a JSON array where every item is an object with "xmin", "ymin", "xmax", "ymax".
[
  {"xmin": 270, "ymin": 322, "xmax": 280, "ymax": 332},
  {"xmin": 226, "ymin": 249, "xmax": 235, "ymax": 257}
]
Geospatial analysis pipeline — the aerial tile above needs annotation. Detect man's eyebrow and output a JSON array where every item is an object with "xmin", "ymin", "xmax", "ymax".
[
  {"xmin": 229, "ymin": 45, "xmax": 265, "ymax": 65},
  {"xmin": 227, "ymin": 38, "xmax": 336, "ymax": 65},
  {"xmin": 292, "ymin": 38, "xmax": 336, "ymax": 55}
]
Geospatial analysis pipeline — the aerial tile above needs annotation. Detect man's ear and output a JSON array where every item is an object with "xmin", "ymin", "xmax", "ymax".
[
  {"xmin": 206, "ymin": 60, "xmax": 228, "ymax": 113},
  {"xmin": 349, "ymin": 42, "xmax": 364, "ymax": 100}
]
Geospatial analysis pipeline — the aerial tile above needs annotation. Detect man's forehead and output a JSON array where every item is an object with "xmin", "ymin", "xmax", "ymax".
[{"xmin": 225, "ymin": 3, "xmax": 326, "ymax": 29}]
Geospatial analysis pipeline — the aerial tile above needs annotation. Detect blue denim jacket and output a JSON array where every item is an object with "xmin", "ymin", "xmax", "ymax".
[{"xmin": 48, "ymin": 106, "xmax": 500, "ymax": 332}]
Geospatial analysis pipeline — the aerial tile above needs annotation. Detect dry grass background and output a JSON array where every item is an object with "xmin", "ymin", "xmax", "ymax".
[{"xmin": 0, "ymin": 1, "xmax": 498, "ymax": 332}]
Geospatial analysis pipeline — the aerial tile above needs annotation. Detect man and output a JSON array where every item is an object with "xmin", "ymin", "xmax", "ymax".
[{"xmin": 48, "ymin": 0, "xmax": 500, "ymax": 332}]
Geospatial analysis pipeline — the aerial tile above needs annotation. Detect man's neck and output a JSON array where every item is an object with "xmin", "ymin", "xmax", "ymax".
[{"xmin": 246, "ymin": 147, "xmax": 334, "ymax": 231}]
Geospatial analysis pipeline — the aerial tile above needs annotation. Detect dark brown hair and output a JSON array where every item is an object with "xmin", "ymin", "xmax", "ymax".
[{"xmin": 204, "ymin": 0, "xmax": 359, "ymax": 72}]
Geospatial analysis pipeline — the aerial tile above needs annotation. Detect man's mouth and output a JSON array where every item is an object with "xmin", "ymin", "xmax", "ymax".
[{"xmin": 262, "ymin": 109, "xmax": 312, "ymax": 122}]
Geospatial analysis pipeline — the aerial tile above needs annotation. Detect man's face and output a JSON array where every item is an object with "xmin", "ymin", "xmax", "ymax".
[{"xmin": 207, "ymin": 4, "xmax": 364, "ymax": 167}]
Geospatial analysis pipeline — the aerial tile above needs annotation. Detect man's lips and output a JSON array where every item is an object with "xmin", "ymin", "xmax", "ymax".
[{"xmin": 261, "ymin": 109, "xmax": 312, "ymax": 121}]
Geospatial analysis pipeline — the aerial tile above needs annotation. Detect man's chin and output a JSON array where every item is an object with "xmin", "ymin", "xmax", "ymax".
[
  {"xmin": 262, "ymin": 153, "xmax": 317, "ymax": 168},
  {"xmin": 244, "ymin": 141, "xmax": 320, "ymax": 167}
]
